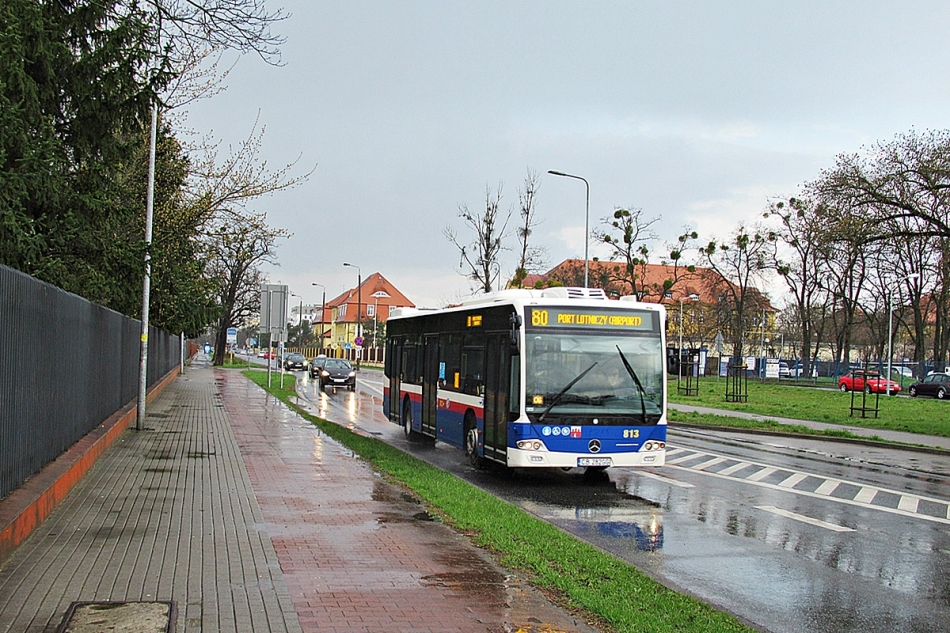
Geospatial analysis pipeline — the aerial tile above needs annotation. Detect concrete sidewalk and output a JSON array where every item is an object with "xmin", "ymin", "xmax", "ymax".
[{"xmin": 0, "ymin": 358, "xmax": 597, "ymax": 632}]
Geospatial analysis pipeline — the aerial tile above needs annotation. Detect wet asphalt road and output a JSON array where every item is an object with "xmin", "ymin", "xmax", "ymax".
[{"xmin": 274, "ymin": 361, "xmax": 950, "ymax": 633}]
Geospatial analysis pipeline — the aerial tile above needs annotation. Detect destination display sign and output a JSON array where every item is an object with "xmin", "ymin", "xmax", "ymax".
[{"xmin": 527, "ymin": 307, "xmax": 656, "ymax": 331}]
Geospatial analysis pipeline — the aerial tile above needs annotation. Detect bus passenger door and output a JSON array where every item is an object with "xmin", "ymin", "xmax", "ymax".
[
  {"xmin": 422, "ymin": 335, "xmax": 439, "ymax": 436},
  {"xmin": 387, "ymin": 339, "xmax": 402, "ymax": 421},
  {"xmin": 482, "ymin": 333, "xmax": 510, "ymax": 462}
]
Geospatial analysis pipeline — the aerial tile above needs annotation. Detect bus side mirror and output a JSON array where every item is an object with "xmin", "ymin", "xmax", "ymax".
[{"xmin": 509, "ymin": 314, "xmax": 522, "ymax": 355}]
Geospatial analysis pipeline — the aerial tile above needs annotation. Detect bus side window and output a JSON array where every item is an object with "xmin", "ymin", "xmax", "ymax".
[
  {"xmin": 403, "ymin": 345, "xmax": 419, "ymax": 384},
  {"xmin": 440, "ymin": 334, "xmax": 462, "ymax": 392},
  {"xmin": 462, "ymin": 345, "xmax": 485, "ymax": 395}
]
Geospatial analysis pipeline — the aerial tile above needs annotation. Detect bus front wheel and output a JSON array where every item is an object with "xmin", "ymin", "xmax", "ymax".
[{"xmin": 465, "ymin": 413, "xmax": 483, "ymax": 470}]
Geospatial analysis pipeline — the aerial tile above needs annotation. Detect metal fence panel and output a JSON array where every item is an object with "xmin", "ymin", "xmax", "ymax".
[{"xmin": 0, "ymin": 265, "xmax": 181, "ymax": 500}]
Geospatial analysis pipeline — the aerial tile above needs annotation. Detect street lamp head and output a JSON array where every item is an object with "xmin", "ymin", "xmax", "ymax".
[{"xmin": 547, "ymin": 170, "xmax": 568, "ymax": 177}]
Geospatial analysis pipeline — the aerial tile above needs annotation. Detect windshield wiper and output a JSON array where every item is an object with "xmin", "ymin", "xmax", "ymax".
[
  {"xmin": 538, "ymin": 361, "xmax": 598, "ymax": 423},
  {"xmin": 616, "ymin": 346, "xmax": 648, "ymax": 423}
]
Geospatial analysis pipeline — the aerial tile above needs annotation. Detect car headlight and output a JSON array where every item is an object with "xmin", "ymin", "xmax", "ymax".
[
  {"xmin": 321, "ymin": 370, "xmax": 329, "ymax": 377},
  {"xmin": 348, "ymin": 371, "xmax": 356, "ymax": 378}
]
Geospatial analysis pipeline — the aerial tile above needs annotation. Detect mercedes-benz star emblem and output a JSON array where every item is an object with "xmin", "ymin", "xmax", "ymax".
[{"xmin": 588, "ymin": 439, "xmax": 601, "ymax": 453}]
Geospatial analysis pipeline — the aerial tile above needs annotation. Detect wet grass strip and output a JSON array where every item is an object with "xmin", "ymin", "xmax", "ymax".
[
  {"xmin": 668, "ymin": 409, "xmax": 888, "ymax": 442},
  {"xmin": 244, "ymin": 370, "xmax": 752, "ymax": 633},
  {"xmin": 668, "ymin": 379, "xmax": 950, "ymax": 439}
]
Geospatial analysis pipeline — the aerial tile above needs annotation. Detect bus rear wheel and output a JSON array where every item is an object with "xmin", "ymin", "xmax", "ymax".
[
  {"xmin": 403, "ymin": 399, "xmax": 420, "ymax": 441},
  {"xmin": 464, "ymin": 413, "xmax": 483, "ymax": 470}
]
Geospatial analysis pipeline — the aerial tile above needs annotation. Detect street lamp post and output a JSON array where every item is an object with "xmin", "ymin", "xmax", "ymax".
[
  {"xmin": 312, "ymin": 282, "xmax": 325, "ymax": 355},
  {"xmin": 343, "ymin": 262, "xmax": 362, "ymax": 370},
  {"xmin": 887, "ymin": 272, "xmax": 919, "ymax": 395},
  {"xmin": 547, "ymin": 170, "xmax": 590, "ymax": 288}
]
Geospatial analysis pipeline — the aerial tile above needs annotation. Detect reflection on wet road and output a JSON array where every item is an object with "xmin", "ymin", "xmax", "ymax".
[{"xmin": 293, "ymin": 366, "xmax": 950, "ymax": 633}]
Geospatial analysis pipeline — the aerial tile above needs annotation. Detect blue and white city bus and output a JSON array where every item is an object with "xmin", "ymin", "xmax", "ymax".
[{"xmin": 383, "ymin": 287, "xmax": 667, "ymax": 471}]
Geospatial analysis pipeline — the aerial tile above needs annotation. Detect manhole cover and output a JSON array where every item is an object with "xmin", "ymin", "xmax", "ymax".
[{"xmin": 57, "ymin": 601, "xmax": 174, "ymax": 633}]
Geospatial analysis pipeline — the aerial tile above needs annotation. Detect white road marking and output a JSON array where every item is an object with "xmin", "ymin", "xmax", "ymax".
[
  {"xmin": 666, "ymin": 463, "xmax": 950, "ymax": 526},
  {"xmin": 854, "ymin": 487, "xmax": 877, "ymax": 504},
  {"xmin": 778, "ymin": 472, "xmax": 809, "ymax": 489},
  {"xmin": 666, "ymin": 452, "xmax": 703, "ymax": 465},
  {"xmin": 635, "ymin": 470, "xmax": 695, "ymax": 488},
  {"xmin": 746, "ymin": 467, "xmax": 777, "ymax": 482},
  {"xmin": 691, "ymin": 456, "xmax": 727, "ymax": 471},
  {"xmin": 814, "ymin": 479, "xmax": 840, "ymax": 495},
  {"xmin": 756, "ymin": 506, "xmax": 856, "ymax": 532},
  {"xmin": 898, "ymin": 496, "xmax": 920, "ymax": 513},
  {"xmin": 716, "ymin": 461, "xmax": 751, "ymax": 476}
]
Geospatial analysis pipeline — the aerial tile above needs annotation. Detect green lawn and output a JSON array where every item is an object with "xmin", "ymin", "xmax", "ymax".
[
  {"xmin": 242, "ymin": 369, "xmax": 753, "ymax": 633},
  {"xmin": 667, "ymin": 378, "xmax": 950, "ymax": 439}
]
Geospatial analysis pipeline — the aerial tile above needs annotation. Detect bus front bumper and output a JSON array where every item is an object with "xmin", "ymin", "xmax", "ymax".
[{"xmin": 506, "ymin": 448, "xmax": 666, "ymax": 469}]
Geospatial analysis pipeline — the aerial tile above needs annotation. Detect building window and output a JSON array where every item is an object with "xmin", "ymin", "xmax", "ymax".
[
  {"xmin": 339, "ymin": 304, "xmax": 346, "ymax": 318},
  {"xmin": 389, "ymin": 305, "xmax": 398, "ymax": 315},
  {"xmin": 367, "ymin": 304, "xmax": 375, "ymax": 317}
]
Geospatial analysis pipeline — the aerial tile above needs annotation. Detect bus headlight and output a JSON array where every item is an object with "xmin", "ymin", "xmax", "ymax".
[
  {"xmin": 516, "ymin": 440, "xmax": 545, "ymax": 451},
  {"xmin": 643, "ymin": 441, "xmax": 665, "ymax": 451}
]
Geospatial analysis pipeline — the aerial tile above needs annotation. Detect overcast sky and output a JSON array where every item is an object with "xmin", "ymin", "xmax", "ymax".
[{"xmin": 182, "ymin": 1, "xmax": 950, "ymax": 309}]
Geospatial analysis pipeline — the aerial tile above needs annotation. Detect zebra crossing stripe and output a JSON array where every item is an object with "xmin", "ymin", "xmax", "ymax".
[
  {"xmin": 746, "ymin": 467, "xmax": 777, "ymax": 482},
  {"xmin": 716, "ymin": 461, "xmax": 750, "ymax": 476},
  {"xmin": 662, "ymin": 446, "xmax": 950, "ymax": 525},
  {"xmin": 854, "ymin": 487, "xmax": 877, "ymax": 504},
  {"xmin": 692, "ymin": 457, "xmax": 727, "ymax": 471},
  {"xmin": 898, "ymin": 496, "xmax": 920, "ymax": 513}
]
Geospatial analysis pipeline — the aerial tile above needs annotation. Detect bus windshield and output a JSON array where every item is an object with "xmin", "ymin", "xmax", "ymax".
[{"xmin": 524, "ymin": 330, "xmax": 664, "ymax": 425}]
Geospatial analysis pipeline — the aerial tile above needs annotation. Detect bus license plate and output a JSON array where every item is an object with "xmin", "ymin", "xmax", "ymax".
[{"xmin": 578, "ymin": 457, "xmax": 611, "ymax": 467}]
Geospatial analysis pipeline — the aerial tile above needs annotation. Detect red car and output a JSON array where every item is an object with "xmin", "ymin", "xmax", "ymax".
[{"xmin": 838, "ymin": 370, "xmax": 901, "ymax": 394}]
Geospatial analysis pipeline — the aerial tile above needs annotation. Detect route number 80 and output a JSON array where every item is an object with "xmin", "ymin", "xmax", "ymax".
[{"xmin": 531, "ymin": 309, "xmax": 549, "ymax": 326}]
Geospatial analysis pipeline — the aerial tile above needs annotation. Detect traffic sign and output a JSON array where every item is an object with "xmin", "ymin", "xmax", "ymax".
[
  {"xmin": 354, "ymin": 336, "xmax": 363, "ymax": 346},
  {"xmin": 226, "ymin": 327, "xmax": 238, "ymax": 343}
]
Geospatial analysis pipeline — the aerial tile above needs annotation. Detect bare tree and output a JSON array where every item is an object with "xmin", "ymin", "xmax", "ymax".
[
  {"xmin": 765, "ymin": 196, "xmax": 831, "ymax": 375},
  {"xmin": 810, "ymin": 132, "xmax": 950, "ymax": 370},
  {"xmin": 204, "ymin": 212, "xmax": 288, "ymax": 365},
  {"xmin": 186, "ymin": 118, "xmax": 312, "ymax": 225},
  {"xmin": 512, "ymin": 171, "xmax": 547, "ymax": 288},
  {"xmin": 698, "ymin": 223, "xmax": 777, "ymax": 359},
  {"xmin": 593, "ymin": 207, "xmax": 659, "ymax": 298},
  {"xmin": 655, "ymin": 228, "xmax": 700, "ymax": 299},
  {"xmin": 445, "ymin": 184, "xmax": 511, "ymax": 294},
  {"xmin": 815, "ymin": 130, "xmax": 950, "ymax": 242},
  {"xmin": 142, "ymin": 0, "xmax": 288, "ymax": 69}
]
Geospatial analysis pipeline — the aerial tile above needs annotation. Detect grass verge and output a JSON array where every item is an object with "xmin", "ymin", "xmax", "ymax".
[
  {"xmin": 668, "ymin": 379, "xmax": 950, "ymax": 439},
  {"xmin": 242, "ymin": 369, "xmax": 753, "ymax": 633},
  {"xmin": 669, "ymin": 409, "xmax": 887, "ymax": 443}
]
